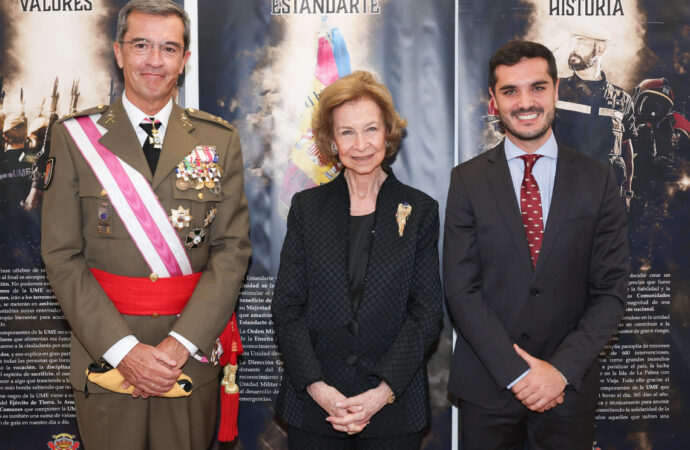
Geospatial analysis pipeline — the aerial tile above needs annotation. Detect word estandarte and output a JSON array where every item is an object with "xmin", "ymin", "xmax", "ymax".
[{"xmin": 272, "ymin": 0, "xmax": 381, "ymax": 15}]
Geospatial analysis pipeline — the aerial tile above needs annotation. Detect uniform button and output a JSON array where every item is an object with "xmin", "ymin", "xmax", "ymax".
[
  {"xmin": 530, "ymin": 288, "xmax": 541, "ymax": 296},
  {"xmin": 347, "ymin": 320, "xmax": 359, "ymax": 334},
  {"xmin": 346, "ymin": 355, "xmax": 358, "ymax": 366},
  {"xmin": 149, "ymin": 273, "xmax": 159, "ymax": 282},
  {"xmin": 100, "ymin": 189, "xmax": 107, "ymax": 197},
  {"xmin": 198, "ymin": 192, "xmax": 204, "ymax": 200},
  {"xmin": 151, "ymin": 313, "xmax": 160, "ymax": 318},
  {"xmin": 521, "ymin": 333, "xmax": 530, "ymax": 341}
]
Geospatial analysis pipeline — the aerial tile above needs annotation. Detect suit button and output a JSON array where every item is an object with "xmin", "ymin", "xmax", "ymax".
[
  {"xmin": 530, "ymin": 288, "xmax": 541, "ymax": 296},
  {"xmin": 346, "ymin": 355, "xmax": 358, "ymax": 366},
  {"xmin": 521, "ymin": 333, "xmax": 530, "ymax": 341},
  {"xmin": 347, "ymin": 320, "xmax": 359, "ymax": 334},
  {"xmin": 151, "ymin": 313, "xmax": 160, "ymax": 318},
  {"xmin": 149, "ymin": 273, "xmax": 159, "ymax": 282}
]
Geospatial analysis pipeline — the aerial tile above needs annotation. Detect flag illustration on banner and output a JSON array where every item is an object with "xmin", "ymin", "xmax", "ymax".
[{"xmin": 278, "ymin": 25, "xmax": 351, "ymax": 216}]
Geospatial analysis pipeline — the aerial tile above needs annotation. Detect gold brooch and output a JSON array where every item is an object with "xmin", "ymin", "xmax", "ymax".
[{"xmin": 396, "ymin": 203, "xmax": 412, "ymax": 237}]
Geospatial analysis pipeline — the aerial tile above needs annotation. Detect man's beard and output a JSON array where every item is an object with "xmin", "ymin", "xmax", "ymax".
[
  {"xmin": 499, "ymin": 106, "xmax": 555, "ymax": 142},
  {"xmin": 568, "ymin": 50, "xmax": 595, "ymax": 71}
]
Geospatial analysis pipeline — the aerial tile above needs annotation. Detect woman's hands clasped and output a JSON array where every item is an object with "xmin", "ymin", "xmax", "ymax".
[{"xmin": 307, "ymin": 380, "xmax": 392, "ymax": 435}]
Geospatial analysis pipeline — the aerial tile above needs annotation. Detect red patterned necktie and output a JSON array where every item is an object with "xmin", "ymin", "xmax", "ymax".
[{"xmin": 519, "ymin": 154, "xmax": 544, "ymax": 269}]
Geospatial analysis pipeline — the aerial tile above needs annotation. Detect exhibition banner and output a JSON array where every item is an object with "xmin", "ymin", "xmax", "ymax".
[
  {"xmin": 196, "ymin": 1, "xmax": 455, "ymax": 448},
  {"xmin": 457, "ymin": 0, "xmax": 690, "ymax": 448},
  {"xmin": 2, "ymin": 0, "xmax": 687, "ymax": 448},
  {"xmin": 0, "ymin": 1, "xmax": 128, "ymax": 448}
]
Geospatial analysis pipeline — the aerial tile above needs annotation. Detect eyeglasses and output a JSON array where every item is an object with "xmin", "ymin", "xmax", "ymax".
[{"xmin": 121, "ymin": 39, "xmax": 184, "ymax": 57}]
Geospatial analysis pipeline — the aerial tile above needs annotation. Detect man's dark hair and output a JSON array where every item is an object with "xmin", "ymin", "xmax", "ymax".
[
  {"xmin": 488, "ymin": 40, "xmax": 558, "ymax": 91},
  {"xmin": 117, "ymin": 0, "xmax": 190, "ymax": 51}
]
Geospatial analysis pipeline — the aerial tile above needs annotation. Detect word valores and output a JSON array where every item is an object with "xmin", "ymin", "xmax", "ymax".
[{"xmin": 20, "ymin": 0, "xmax": 92, "ymax": 12}]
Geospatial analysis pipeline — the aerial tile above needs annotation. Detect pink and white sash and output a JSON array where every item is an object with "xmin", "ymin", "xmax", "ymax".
[{"xmin": 63, "ymin": 114, "xmax": 192, "ymax": 278}]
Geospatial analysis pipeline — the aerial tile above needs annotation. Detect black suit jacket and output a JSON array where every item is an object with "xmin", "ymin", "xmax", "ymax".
[
  {"xmin": 272, "ymin": 171, "xmax": 443, "ymax": 437},
  {"xmin": 444, "ymin": 141, "xmax": 629, "ymax": 415}
]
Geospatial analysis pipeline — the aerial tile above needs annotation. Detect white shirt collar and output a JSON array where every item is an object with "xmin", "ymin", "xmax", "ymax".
[
  {"xmin": 504, "ymin": 131, "xmax": 558, "ymax": 161},
  {"xmin": 121, "ymin": 90, "xmax": 173, "ymax": 131}
]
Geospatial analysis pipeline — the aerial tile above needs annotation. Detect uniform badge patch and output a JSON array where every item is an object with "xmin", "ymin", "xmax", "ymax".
[
  {"xmin": 43, "ymin": 157, "xmax": 55, "ymax": 190},
  {"xmin": 98, "ymin": 202, "xmax": 112, "ymax": 234}
]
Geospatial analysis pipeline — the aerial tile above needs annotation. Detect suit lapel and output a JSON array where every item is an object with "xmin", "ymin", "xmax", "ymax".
[
  {"xmin": 534, "ymin": 145, "xmax": 575, "ymax": 279},
  {"xmin": 485, "ymin": 142, "xmax": 533, "ymax": 277},
  {"xmin": 96, "ymin": 99, "xmax": 152, "ymax": 181},
  {"xmin": 329, "ymin": 174, "xmax": 353, "ymax": 310},
  {"xmin": 152, "ymin": 103, "xmax": 198, "ymax": 189}
]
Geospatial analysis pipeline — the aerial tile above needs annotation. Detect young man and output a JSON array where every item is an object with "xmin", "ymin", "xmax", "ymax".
[
  {"xmin": 41, "ymin": 1, "xmax": 250, "ymax": 449},
  {"xmin": 444, "ymin": 40, "xmax": 629, "ymax": 449}
]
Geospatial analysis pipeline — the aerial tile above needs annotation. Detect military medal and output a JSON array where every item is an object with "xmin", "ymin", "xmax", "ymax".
[
  {"xmin": 174, "ymin": 146, "xmax": 221, "ymax": 194},
  {"xmin": 396, "ymin": 202, "xmax": 412, "ymax": 237},
  {"xmin": 204, "ymin": 208, "xmax": 217, "ymax": 227},
  {"xmin": 98, "ymin": 202, "xmax": 112, "ymax": 234},
  {"xmin": 169, "ymin": 205, "xmax": 193, "ymax": 230},
  {"xmin": 186, "ymin": 228, "xmax": 206, "ymax": 248},
  {"xmin": 149, "ymin": 124, "xmax": 163, "ymax": 150},
  {"xmin": 176, "ymin": 177, "xmax": 192, "ymax": 190}
]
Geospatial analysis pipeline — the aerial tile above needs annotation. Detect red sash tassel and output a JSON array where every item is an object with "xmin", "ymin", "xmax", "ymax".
[{"xmin": 218, "ymin": 313, "xmax": 243, "ymax": 442}]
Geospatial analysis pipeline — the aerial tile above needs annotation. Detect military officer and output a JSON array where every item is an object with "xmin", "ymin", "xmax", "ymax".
[{"xmin": 41, "ymin": 1, "xmax": 250, "ymax": 449}]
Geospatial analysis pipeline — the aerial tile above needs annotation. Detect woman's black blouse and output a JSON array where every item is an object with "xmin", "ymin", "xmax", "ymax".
[{"xmin": 348, "ymin": 212, "xmax": 375, "ymax": 316}]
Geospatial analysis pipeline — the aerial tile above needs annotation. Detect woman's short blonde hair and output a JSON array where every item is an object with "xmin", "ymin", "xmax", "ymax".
[{"xmin": 312, "ymin": 70, "xmax": 407, "ymax": 165}]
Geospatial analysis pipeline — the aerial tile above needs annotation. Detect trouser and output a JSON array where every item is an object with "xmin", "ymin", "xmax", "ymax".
[
  {"xmin": 73, "ymin": 379, "xmax": 218, "ymax": 450},
  {"xmin": 460, "ymin": 398, "xmax": 595, "ymax": 450}
]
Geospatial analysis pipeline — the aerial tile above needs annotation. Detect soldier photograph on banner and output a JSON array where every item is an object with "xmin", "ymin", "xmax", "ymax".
[
  {"xmin": 0, "ymin": 1, "xmax": 127, "ymax": 268},
  {"xmin": 458, "ymin": 0, "xmax": 690, "ymax": 448}
]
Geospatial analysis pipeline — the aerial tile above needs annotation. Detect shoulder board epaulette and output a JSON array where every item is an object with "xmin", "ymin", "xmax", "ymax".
[
  {"xmin": 57, "ymin": 104, "xmax": 109, "ymax": 123},
  {"xmin": 185, "ymin": 107, "xmax": 234, "ymax": 130}
]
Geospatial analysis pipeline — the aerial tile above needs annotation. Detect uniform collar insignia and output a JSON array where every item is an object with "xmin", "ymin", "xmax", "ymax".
[{"xmin": 104, "ymin": 109, "xmax": 116, "ymax": 124}]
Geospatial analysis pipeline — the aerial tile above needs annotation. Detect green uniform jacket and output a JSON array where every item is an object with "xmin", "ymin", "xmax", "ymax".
[{"xmin": 41, "ymin": 98, "xmax": 251, "ymax": 394}]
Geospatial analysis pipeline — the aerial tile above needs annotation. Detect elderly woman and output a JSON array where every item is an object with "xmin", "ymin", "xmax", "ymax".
[{"xmin": 272, "ymin": 70, "xmax": 443, "ymax": 449}]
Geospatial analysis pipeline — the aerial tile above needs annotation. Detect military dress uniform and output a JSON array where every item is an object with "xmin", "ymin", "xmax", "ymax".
[
  {"xmin": 554, "ymin": 72, "xmax": 636, "ymax": 187},
  {"xmin": 41, "ymin": 98, "xmax": 251, "ymax": 450}
]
